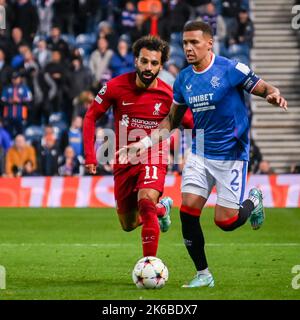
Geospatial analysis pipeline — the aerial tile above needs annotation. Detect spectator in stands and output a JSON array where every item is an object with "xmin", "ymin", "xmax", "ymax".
[
  {"xmin": 21, "ymin": 48, "xmax": 46, "ymax": 126},
  {"xmin": 168, "ymin": 0, "xmax": 191, "ymax": 35},
  {"xmin": 219, "ymin": 0, "xmax": 242, "ymax": 29},
  {"xmin": 11, "ymin": 43, "xmax": 31, "ymax": 70},
  {"xmin": 0, "ymin": 49, "xmax": 13, "ymax": 94},
  {"xmin": 12, "ymin": 0, "xmax": 39, "ymax": 44},
  {"xmin": 1, "ymin": 71, "xmax": 32, "ymax": 137},
  {"xmin": 5, "ymin": 134, "xmax": 37, "ymax": 177},
  {"xmin": 73, "ymin": 0, "xmax": 99, "ymax": 35},
  {"xmin": 140, "ymin": 1, "xmax": 170, "ymax": 42},
  {"xmin": 257, "ymin": 160, "xmax": 275, "ymax": 175},
  {"xmin": 21, "ymin": 159, "xmax": 39, "ymax": 176},
  {"xmin": 72, "ymin": 90, "xmax": 94, "ymax": 119},
  {"xmin": 38, "ymin": 68, "xmax": 58, "ymax": 124},
  {"xmin": 98, "ymin": 21, "xmax": 119, "ymax": 51},
  {"xmin": 60, "ymin": 115, "xmax": 84, "ymax": 158},
  {"xmin": 43, "ymin": 50, "xmax": 69, "ymax": 116},
  {"xmin": 58, "ymin": 145, "xmax": 82, "ymax": 176},
  {"xmin": 109, "ymin": 38, "xmax": 134, "ymax": 78},
  {"xmin": 0, "ymin": 0, "xmax": 14, "ymax": 35},
  {"xmin": 89, "ymin": 36, "xmax": 113, "ymax": 89},
  {"xmin": 35, "ymin": 0, "xmax": 55, "ymax": 36},
  {"xmin": 129, "ymin": 13, "xmax": 146, "ymax": 45},
  {"xmin": 0, "ymin": 29, "xmax": 13, "ymax": 64},
  {"xmin": 198, "ymin": 2, "xmax": 227, "ymax": 55},
  {"xmin": 52, "ymin": 0, "xmax": 75, "ymax": 35},
  {"xmin": 248, "ymin": 138, "xmax": 263, "ymax": 173},
  {"xmin": 227, "ymin": 7, "xmax": 254, "ymax": 64},
  {"xmin": 33, "ymin": 38, "xmax": 52, "ymax": 69},
  {"xmin": 0, "ymin": 118, "xmax": 12, "ymax": 153},
  {"xmin": 166, "ymin": 0, "xmax": 191, "ymax": 69},
  {"xmin": 46, "ymin": 26, "xmax": 70, "ymax": 61},
  {"xmin": 68, "ymin": 56, "xmax": 92, "ymax": 102},
  {"xmin": 34, "ymin": 125, "xmax": 60, "ymax": 176},
  {"xmin": 119, "ymin": 1, "xmax": 138, "ymax": 36},
  {"xmin": 20, "ymin": 48, "xmax": 39, "ymax": 91},
  {"xmin": 10, "ymin": 27, "xmax": 29, "ymax": 60},
  {"xmin": 186, "ymin": 0, "xmax": 211, "ymax": 19},
  {"xmin": 166, "ymin": 61, "xmax": 180, "ymax": 79}
]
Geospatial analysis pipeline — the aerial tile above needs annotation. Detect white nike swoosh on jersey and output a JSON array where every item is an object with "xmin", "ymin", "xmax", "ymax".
[
  {"xmin": 122, "ymin": 101, "xmax": 134, "ymax": 105},
  {"xmin": 143, "ymin": 181, "xmax": 156, "ymax": 184}
]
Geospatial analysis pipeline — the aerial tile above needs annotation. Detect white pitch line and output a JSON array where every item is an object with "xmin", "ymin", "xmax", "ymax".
[{"xmin": 0, "ymin": 243, "xmax": 299, "ymax": 247}]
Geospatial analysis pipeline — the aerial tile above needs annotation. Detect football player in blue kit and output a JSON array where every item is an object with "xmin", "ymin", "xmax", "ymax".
[{"xmin": 118, "ymin": 21, "xmax": 288, "ymax": 288}]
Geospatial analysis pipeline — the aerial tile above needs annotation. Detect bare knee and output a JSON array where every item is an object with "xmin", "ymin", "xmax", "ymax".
[
  {"xmin": 138, "ymin": 189, "xmax": 160, "ymax": 204},
  {"xmin": 120, "ymin": 221, "xmax": 137, "ymax": 232},
  {"xmin": 181, "ymin": 192, "xmax": 207, "ymax": 210},
  {"xmin": 118, "ymin": 211, "xmax": 139, "ymax": 232},
  {"xmin": 214, "ymin": 205, "xmax": 239, "ymax": 231}
]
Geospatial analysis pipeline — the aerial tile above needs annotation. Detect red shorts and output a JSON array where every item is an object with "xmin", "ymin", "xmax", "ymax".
[{"xmin": 114, "ymin": 164, "xmax": 167, "ymax": 214}]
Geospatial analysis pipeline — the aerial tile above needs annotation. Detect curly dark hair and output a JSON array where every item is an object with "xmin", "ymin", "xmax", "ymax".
[{"xmin": 132, "ymin": 35, "xmax": 170, "ymax": 65}]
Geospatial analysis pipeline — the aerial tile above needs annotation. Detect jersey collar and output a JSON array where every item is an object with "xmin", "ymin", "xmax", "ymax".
[{"xmin": 192, "ymin": 53, "xmax": 215, "ymax": 74}]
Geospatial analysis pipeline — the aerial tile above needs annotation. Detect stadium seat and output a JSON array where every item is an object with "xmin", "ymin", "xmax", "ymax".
[
  {"xmin": 48, "ymin": 112, "xmax": 68, "ymax": 138},
  {"xmin": 24, "ymin": 125, "xmax": 44, "ymax": 144},
  {"xmin": 61, "ymin": 34, "xmax": 76, "ymax": 48},
  {"xmin": 75, "ymin": 33, "xmax": 96, "ymax": 56}
]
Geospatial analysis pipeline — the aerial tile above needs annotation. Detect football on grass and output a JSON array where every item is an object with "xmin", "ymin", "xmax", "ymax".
[{"xmin": 132, "ymin": 256, "xmax": 169, "ymax": 289}]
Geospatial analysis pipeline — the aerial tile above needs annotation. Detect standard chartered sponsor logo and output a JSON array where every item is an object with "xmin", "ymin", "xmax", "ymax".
[{"xmin": 131, "ymin": 118, "xmax": 158, "ymax": 129}]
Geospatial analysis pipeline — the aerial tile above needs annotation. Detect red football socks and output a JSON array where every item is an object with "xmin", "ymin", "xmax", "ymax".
[
  {"xmin": 138, "ymin": 199, "xmax": 160, "ymax": 257},
  {"xmin": 155, "ymin": 202, "xmax": 166, "ymax": 217}
]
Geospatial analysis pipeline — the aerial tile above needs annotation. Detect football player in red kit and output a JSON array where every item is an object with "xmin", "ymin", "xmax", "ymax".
[{"xmin": 83, "ymin": 35, "xmax": 192, "ymax": 257}]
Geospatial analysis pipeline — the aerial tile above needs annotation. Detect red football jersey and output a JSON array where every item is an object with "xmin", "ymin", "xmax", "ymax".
[{"xmin": 83, "ymin": 72, "xmax": 193, "ymax": 166}]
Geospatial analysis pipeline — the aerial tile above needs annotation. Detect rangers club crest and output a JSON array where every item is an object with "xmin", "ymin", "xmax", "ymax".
[
  {"xmin": 210, "ymin": 76, "xmax": 220, "ymax": 88},
  {"xmin": 153, "ymin": 103, "xmax": 162, "ymax": 115}
]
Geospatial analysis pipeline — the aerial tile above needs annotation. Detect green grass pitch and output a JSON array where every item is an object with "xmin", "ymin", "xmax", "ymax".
[{"xmin": 0, "ymin": 207, "xmax": 299, "ymax": 300}]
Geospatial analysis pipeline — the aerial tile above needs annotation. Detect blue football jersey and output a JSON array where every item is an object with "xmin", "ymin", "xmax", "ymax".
[{"xmin": 173, "ymin": 54, "xmax": 260, "ymax": 161}]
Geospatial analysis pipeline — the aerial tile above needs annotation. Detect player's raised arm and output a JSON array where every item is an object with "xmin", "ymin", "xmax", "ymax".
[{"xmin": 251, "ymin": 79, "xmax": 288, "ymax": 110}]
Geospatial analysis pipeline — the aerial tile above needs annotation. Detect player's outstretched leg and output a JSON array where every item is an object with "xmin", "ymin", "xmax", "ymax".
[
  {"xmin": 156, "ymin": 197, "xmax": 173, "ymax": 232},
  {"xmin": 248, "ymin": 188, "xmax": 265, "ymax": 230}
]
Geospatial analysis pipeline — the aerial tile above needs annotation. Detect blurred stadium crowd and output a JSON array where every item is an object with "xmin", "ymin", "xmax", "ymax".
[{"xmin": 1, "ymin": 0, "xmax": 274, "ymax": 177}]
